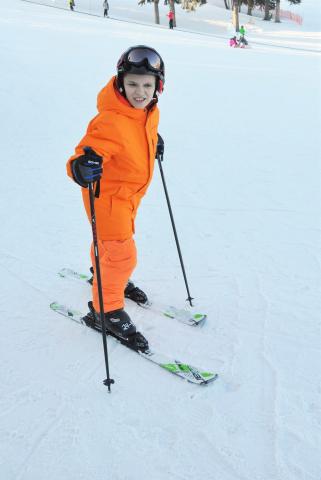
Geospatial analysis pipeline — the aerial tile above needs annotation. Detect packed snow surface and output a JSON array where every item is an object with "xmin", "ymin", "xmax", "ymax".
[{"xmin": 0, "ymin": 1, "xmax": 320, "ymax": 479}]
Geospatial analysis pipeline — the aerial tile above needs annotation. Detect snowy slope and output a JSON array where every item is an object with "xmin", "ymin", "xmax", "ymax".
[
  {"xmin": 0, "ymin": 1, "xmax": 320, "ymax": 479},
  {"xmin": 21, "ymin": 0, "xmax": 321, "ymax": 52}
]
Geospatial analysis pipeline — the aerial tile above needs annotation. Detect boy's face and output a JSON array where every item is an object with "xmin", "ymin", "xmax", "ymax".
[{"xmin": 123, "ymin": 73, "xmax": 156, "ymax": 109}]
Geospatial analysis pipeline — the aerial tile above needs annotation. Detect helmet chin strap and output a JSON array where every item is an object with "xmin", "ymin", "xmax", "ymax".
[{"xmin": 116, "ymin": 74, "xmax": 124, "ymax": 95}]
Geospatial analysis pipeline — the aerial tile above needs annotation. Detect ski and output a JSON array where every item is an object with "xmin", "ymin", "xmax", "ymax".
[
  {"xmin": 58, "ymin": 267, "xmax": 207, "ymax": 326},
  {"xmin": 50, "ymin": 302, "xmax": 218, "ymax": 385}
]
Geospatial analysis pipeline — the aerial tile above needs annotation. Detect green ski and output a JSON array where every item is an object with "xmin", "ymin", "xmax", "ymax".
[
  {"xmin": 50, "ymin": 301, "xmax": 218, "ymax": 385},
  {"xmin": 58, "ymin": 267, "xmax": 207, "ymax": 326}
]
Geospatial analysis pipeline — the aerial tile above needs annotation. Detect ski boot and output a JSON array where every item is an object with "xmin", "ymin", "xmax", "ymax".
[
  {"xmin": 88, "ymin": 267, "xmax": 94, "ymax": 285},
  {"xmin": 83, "ymin": 301, "xmax": 149, "ymax": 352},
  {"xmin": 124, "ymin": 280, "xmax": 149, "ymax": 306},
  {"xmin": 88, "ymin": 268, "xmax": 149, "ymax": 307}
]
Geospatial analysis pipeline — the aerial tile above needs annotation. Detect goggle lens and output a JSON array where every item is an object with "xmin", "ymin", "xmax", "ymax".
[{"xmin": 127, "ymin": 48, "xmax": 162, "ymax": 71}]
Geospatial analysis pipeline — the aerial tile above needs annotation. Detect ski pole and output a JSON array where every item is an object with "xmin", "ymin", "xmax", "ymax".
[
  {"xmin": 85, "ymin": 149, "xmax": 114, "ymax": 392},
  {"xmin": 156, "ymin": 148, "xmax": 194, "ymax": 307}
]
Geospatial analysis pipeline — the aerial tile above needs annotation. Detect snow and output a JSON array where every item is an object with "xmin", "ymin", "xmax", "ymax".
[{"xmin": 0, "ymin": 0, "xmax": 320, "ymax": 479}]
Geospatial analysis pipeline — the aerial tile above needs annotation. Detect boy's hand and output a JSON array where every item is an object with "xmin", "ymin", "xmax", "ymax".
[
  {"xmin": 156, "ymin": 133, "xmax": 164, "ymax": 160},
  {"xmin": 71, "ymin": 147, "xmax": 103, "ymax": 188}
]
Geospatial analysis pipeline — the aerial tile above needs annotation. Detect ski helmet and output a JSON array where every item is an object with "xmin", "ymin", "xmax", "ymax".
[{"xmin": 116, "ymin": 45, "xmax": 165, "ymax": 95}]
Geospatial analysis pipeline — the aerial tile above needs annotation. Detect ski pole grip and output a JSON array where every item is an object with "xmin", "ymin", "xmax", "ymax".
[{"xmin": 83, "ymin": 146, "xmax": 94, "ymax": 155}]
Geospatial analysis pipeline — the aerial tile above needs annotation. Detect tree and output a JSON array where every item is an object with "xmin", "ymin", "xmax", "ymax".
[
  {"xmin": 275, "ymin": 0, "xmax": 280, "ymax": 22},
  {"xmin": 264, "ymin": 0, "xmax": 271, "ymax": 20},
  {"xmin": 247, "ymin": 0, "xmax": 254, "ymax": 15},
  {"xmin": 236, "ymin": 0, "xmax": 301, "ymax": 20},
  {"xmin": 139, "ymin": 0, "xmax": 207, "ymax": 23},
  {"xmin": 154, "ymin": 0, "xmax": 160, "ymax": 24},
  {"xmin": 181, "ymin": 0, "xmax": 207, "ymax": 12},
  {"xmin": 232, "ymin": 0, "xmax": 240, "ymax": 31},
  {"xmin": 237, "ymin": 0, "xmax": 274, "ymax": 16},
  {"xmin": 258, "ymin": 0, "xmax": 300, "ymax": 20},
  {"xmin": 251, "ymin": 0, "xmax": 301, "ymax": 10},
  {"xmin": 138, "ymin": 0, "xmax": 160, "ymax": 23}
]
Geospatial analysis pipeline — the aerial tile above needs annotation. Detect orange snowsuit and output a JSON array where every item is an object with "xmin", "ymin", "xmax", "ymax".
[{"xmin": 67, "ymin": 76, "xmax": 160, "ymax": 311}]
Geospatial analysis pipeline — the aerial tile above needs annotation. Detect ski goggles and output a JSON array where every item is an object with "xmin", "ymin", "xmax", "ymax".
[{"xmin": 122, "ymin": 48, "xmax": 163, "ymax": 74}]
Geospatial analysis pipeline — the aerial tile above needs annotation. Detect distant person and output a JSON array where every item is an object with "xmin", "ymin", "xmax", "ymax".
[
  {"xmin": 103, "ymin": 0, "xmax": 109, "ymax": 17},
  {"xmin": 238, "ymin": 25, "xmax": 248, "ymax": 47},
  {"xmin": 239, "ymin": 25, "xmax": 246, "ymax": 38},
  {"xmin": 238, "ymin": 35, "xmax": 248, "ymax": 48},
  {"xmin": 167, "ymin": 10, "xmax": 174, "ymax": 29},
  {"xmin": 229, "ymin": 36, "xmax": 238, "ymax": 48},
  {"xmin": 69, "ymin": 0, "xmax": 75, "ymax": 11}
]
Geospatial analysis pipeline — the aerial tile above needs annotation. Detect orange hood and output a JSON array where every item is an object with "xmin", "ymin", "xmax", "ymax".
[{"xmin": 97, "ymin": 76, "xmax": 157, "ymax": 119}]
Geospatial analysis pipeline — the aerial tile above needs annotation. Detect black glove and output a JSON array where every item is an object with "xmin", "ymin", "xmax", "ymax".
[
  {"xmin": 156, "ymin": 133, "xmax": 164, "ymax": 160},
  {"xmin": 71, "ymin": 147, "xmax": 103, "ymax": 188}
]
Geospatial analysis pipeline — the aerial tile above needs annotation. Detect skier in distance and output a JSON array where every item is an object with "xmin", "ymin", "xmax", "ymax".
[{"xmin": 103, "ymin": 0, "xmax": 109, "ymax": 17}]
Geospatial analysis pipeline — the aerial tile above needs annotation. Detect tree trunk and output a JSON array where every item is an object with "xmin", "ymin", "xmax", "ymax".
[
  {"xmin": 264, "ymin": 0, "xmax": 270, "ymax": 21},
  {"xmin": 154, "ymin": 0, "xmax": 160, "ymax": 24},
  {"xmin": 275, "ymin": 0, "xmax": 281, "ymax": 22},
  {"xmin": 247, "ymin": 0, "xmax": 253, "ymax": 16},
  {"xmin": 232, "ymin": 0, "xmax": 239, "ymax": 32},
  {"xmin": 224, "ymin": 0, "xmax": 229, "ymax": 9},
  {"xmin": 169, "ymin": 0, "xmax": 176, "ymax": 27}
]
